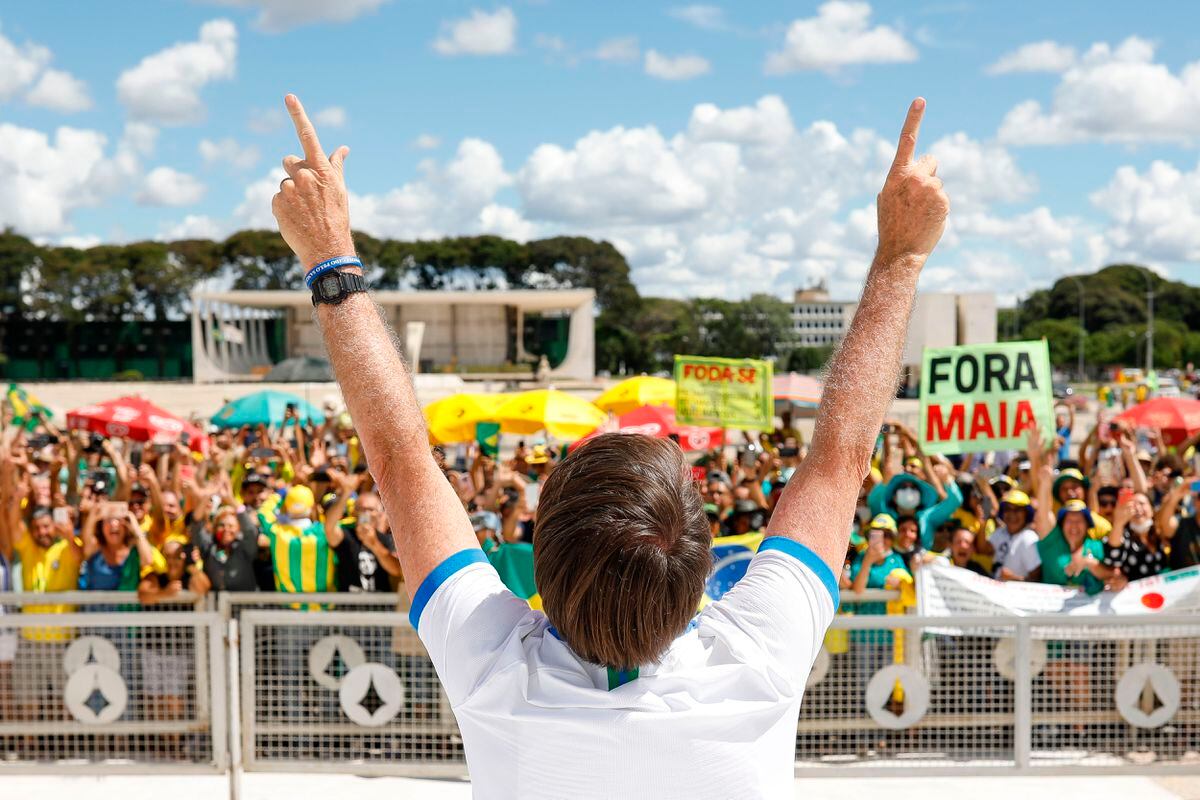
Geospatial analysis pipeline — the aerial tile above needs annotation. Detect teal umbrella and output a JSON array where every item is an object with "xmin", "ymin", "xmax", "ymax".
[{"xmin": 211, "ymin": 390, "xmax": 326, "ymax": 429}]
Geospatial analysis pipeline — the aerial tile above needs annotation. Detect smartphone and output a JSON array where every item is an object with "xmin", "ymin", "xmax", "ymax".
[
  {"xmin": 52, "ymin": 507, "xmax": 70, "ymax": 527},
  {"xmin": 153, "ymin": 443, "xmax": 173, "ymax": 454},
  {"xmin": 869, "ymin": 529, "xmax": 883, "ymax": 547},
  {"xmin": 130, "ymin": 443, "xmax": 143, "ymax": 469},
  {"xmin": 103, "ymin": 500, "xmax": 129, "ymax": 518},
  {"xmin": 180, "ymin": 432, "xmax": 190, "ymax": 446},
  {"xmin": 779, "ymin": 446, "xmax": 799, "ymax": 458},
  {"xmin": 1117, "ymin": 487, "xmax": 1134, "ymax": 506},
  {"xmin": 250, "ymin": 447, "xmax": 277, "ymax": 459}
]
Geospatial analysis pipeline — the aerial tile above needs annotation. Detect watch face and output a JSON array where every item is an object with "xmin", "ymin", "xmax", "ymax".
[{"xmin": 319, "ymin": 273, "xmax": 341, "ymax": 300}]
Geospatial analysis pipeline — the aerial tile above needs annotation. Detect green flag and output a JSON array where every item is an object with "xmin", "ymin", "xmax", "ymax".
[{"xmin": 476, "ymin": 421, "xmax": 500, "ymax": 458}]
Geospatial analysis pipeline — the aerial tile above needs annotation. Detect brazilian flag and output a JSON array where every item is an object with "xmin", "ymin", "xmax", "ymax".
[
  {"xmin": 7, "ymin": 383, "xmax": 52, "ymax": 431},
  {"xmin": 485, "ymin": 532, "xmax": 766, "ymax": 613}
]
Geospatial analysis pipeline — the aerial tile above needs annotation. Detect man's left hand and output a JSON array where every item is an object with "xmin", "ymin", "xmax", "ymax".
[{"xmin": 271, "ymin": 94, "xmax": 354, "ymax": 270}]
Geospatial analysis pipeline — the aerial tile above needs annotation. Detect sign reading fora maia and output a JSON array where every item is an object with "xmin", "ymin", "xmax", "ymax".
[{"xmin": 918, "ymin": 340, "xmax": 1054, "ymax": 455}]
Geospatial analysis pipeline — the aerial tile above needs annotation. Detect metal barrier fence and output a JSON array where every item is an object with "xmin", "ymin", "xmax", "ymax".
[{"xmin": 1, "ymin": 592, "xmax": 1198, "ymax": 779}]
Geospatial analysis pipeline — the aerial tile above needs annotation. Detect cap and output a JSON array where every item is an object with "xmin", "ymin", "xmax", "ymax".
[
  {"xmin": 867, "ymin": 513, "xmax": 898, "ymax": 534},
  {"xmin": 732, "ymin": 499, "xmax": 764, "ymax": 515},
  {"xmin": 526, "ymin": 445, "xmax": 550, "ymax": 465},
  {"xmin": 242, "ymin": 472, "xmax": 268, "ymax": 487},
  {"xmin": 129, "ymin": 483, "xmax": 148, "ymax": 496},
  {"xmin": 989, "ymin": 474, "xmax": 1016, "ymax": 491},
  {"xmin": 284, "ymin": 484, "xmax": 315, "ymax": 511},
  {"xmin": 1052, "ymin": 468, "xmax": 1090, "ymax": 499},
  {"xmin": 1000, "ymin": 489, "xmax": 1032, "ymax": 508},
  {"xmin": 1057, "ymin": 498, "xmax": 1094, "ymax": 528},
  {"xmin": 1135, "ymin": 449, "xmax": 1154, "ymax": 463},
  {"xmin": 703, "ymin": 502, "xmax": 720, "ymax": 518},
  {"xmin": 470, "ymin": 510, "xmax": 501, "ymax": 532}
]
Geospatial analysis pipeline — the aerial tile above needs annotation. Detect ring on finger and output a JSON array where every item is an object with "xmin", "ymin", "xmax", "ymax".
[{"xmin": 279, "ymin": 177, "xmax": 293, "ymax": 191}]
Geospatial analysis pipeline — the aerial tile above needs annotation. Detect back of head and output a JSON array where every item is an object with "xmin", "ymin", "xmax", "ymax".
[{"xmin": 534, "ymin": 434, "xmax": 711, "ymax": 671}]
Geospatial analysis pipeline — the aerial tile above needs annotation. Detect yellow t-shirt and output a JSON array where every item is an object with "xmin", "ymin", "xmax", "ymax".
[{"xmin": 14, "ymin": 531, "xmax": 84, "ymax": 641}]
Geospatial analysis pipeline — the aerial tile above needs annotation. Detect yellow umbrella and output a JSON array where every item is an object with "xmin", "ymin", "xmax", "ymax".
[
  {"xmin": 594, "ymin": 376, "xmax": 676, "ymax": 415},
  {"xmin": 495, "ymin": 389, "xmax": 608, "ymax": 441},
  {"xmin": 423, "ymin": 393, "xmax": 510, "ymax": 444}
]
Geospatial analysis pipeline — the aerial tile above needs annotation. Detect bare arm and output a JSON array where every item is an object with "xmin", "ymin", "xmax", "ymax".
[
  {"xmin": 272, "ymin": 95, "xmax": 478, "ymax": 600},
  {"xmin": 768, "ymin": 99, "xmax": 949, "ymax": 575},
  {"xmin": 1157, "ymin": 481, "xmax": 1187, "ymax": 539}
]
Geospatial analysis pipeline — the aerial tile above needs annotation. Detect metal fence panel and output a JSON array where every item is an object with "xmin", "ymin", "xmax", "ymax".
[
  {"xmin": 0, "ymin": 611, "xmax": 224, "ymax": 772},
  {"xmin": 239, "ymin": 610, "xmax": 463, "ymax": 777}
]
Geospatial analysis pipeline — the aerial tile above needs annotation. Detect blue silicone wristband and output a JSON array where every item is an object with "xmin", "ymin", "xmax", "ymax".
[{"xmin": 305, "ymin": 256, "xmax": 362, "ymax": 288}]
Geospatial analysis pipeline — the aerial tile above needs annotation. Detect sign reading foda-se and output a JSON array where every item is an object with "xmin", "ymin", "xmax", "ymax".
[
  {"xmin": 674, "ymin": 356, "xmax": 773, "ymax": 431},
  {"xmin": 918, "ymin": 340, "xmax": 1054, "ymax": 455}
]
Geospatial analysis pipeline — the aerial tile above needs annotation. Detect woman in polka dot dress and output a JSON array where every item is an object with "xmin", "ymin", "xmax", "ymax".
[{"xmin": 1104, "ymin": 491, "xmax": 1167, "ymax": 586}]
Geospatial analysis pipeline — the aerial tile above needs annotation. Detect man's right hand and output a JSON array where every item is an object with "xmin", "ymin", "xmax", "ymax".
[{"xmin": 876, "ymin": 98, "xmax": 949, "ymax": 267}]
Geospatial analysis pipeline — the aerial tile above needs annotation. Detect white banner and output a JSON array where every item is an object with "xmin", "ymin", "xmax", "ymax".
[{"xmin": 916, "ymin": 561, "xmax": 1200, "ymax": 639}]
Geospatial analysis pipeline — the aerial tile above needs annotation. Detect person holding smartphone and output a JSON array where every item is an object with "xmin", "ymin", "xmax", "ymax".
[
  {"xmin": 324, "ymin": 470, "xmax": 401, "ymax": 592},
  {"xmin": 1156, "ymin": 478, "xmax": 1200, "ymax": 571}
]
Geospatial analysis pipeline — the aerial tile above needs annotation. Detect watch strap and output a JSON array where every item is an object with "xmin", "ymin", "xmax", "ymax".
[{"xmin": 311, "ymin": 270, "xmax": 368, "ymax": 306}]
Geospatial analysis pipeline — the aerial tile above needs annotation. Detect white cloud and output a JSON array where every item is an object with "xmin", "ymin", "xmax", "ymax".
[
  {"xmin": 25, "ymin": 68, "xmax": 92, "ymax": 112},
  {"xmin": 116, "ymin": 19, "xmax": 237, "ymax": 125},
  {"xmin": 57, "ymin": 234, "xmax": 102, "ymax": 249},
  {"xmin": 433, "ymin": 7, "xmax": 517, "ymax": 56},
  {"xmin": 997, "ymin": 37, "xmax": 1200, "ymax": 145},
  {"xmin": 644, "ymin": 50, "xmax": 711, "ymax": 80},
  {"xmin": 137, "ymin": 166, "xmax": 207, "ymax": 206},
  {"xmin": 205, "ymin": 0, "xmax": 388, "ymax": 33},
  {"xmin": 413, "ymin": 133, "xmax": 441, "ymax": 149},
  {"xmin": 247, "ymin": 106, "xmax": 286, "ymax": 134},
  {"xmin": 0, "ymin": 25, "xmax": 90, "ymax": 114},
  {"xmin": 765, "ymin": 1, "xmax": 917, "ymax": 75},
  {"xmin": 669, "ymin": 5, "xmax": 727, "ymax": 30},
  {"xmin": 594, "ymin": 36, "xmax": 639, "ymax": 63},
  {"xmin": 927, "ymin": 132, "xmax": 1037, "ymax": 211},
  {"xmin": 313, "ymin": 106, "xmax": 347, "ymax": 128},
  {"xmin": 0, "ymin": 26, "xmax": 50, "ymax": 100},
  {"xmin": 534, "ymin": 34, "xmax": 567, "ymax": 53},
  {"xmin": 199, "ymin": 137, "xmax": 260, "ymax": 170},
  {"xmin": 1089, "ymin": 159, "xmax": 1200, "ymax": 263},
  {"xmin": 159, "ymin": 214, "xmax": 225, "ymax": 241},
  {"xmin": 986, "ymin": 40, "xmax": 1077, "ymax": 75},
  {"xmin": 479, "ymin": 204, "xmax": 536, "ymax": 242},
  {"xmin": 351, "ymin": 139, "xmax": 513, "ymax": 239},
  {"xmin": 0, "ymin": 124, "xmax": 136, "ymax": 235}
]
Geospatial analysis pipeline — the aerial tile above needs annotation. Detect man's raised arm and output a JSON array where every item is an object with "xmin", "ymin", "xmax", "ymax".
[
  {"xmin": 271, "ymin": 94, "xmax": 478, "ymax": 599},
  {"xmin": 768, "ymin": 98, "xmax": 949, "ymax": 575}
]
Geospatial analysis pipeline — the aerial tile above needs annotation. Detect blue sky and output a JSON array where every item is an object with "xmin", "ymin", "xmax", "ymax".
[{"xmin": 2, "ymin": 0, "xmax": 1199, "ymax": 303}]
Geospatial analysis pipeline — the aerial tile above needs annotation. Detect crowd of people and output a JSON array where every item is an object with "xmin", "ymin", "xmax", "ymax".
[{"xmin": 1, "ymin": 395, "xmax": 1198, "ymax": 736}]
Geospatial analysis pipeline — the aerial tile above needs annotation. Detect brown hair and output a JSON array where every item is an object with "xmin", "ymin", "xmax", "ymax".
[{"xmin": 534, "ymin": 434, "xmax": 711, "ymax": 670}]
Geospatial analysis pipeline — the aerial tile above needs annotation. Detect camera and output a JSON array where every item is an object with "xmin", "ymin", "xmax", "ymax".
[{"xmin": 84, "ymin": 433, "xmax": 106, "ymax": 454}]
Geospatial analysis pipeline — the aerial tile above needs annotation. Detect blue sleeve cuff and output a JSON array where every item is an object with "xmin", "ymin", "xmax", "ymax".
[
  {"xmin": 409, "ymin": 548, "xmax": 490, "ymax": 631},
  {"xmin": 757, "ymin": 536, "xmax": 840, "ymax": 609}
]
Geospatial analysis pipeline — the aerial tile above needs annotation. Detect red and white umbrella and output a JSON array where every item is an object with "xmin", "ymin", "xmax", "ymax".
[
  {"xmin": 773, "ymin": 372, "xmax": 823, "ymax": 408},
  {"xmin": 67, "ymin": 396, "xmax": 207, "ymax": 450},
  {"xmin": 1116, "ymin": 397, "xmax": 1200, "ymax": 447},
  {"xmin": 571, "ymin": 405, "xmax": 724, "ymax": 452}
]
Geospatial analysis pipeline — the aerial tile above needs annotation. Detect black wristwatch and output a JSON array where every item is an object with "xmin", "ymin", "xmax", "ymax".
[{"xmin": 311, "ymin": 270, "xmax": 368, "ymax": 306}]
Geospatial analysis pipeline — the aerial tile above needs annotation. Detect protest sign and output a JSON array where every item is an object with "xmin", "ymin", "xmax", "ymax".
[
  {"xmin": 674, "ymin": 356, "xmax": 773, "ymax": 431},
  {"xmin": 918, "ymin": 340, "xmax": 1053, "ymax": 455}
]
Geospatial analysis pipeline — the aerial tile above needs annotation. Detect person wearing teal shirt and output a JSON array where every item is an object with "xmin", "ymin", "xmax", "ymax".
[
  {"xmin": 844, "ymin": 513, "xmax": 911, "ymax": 708},
  {"xmin": 867, "ymin": 474, "xmax": 962, "ymax": 551},
  {"xmin": 1032, "ymin": 500, "xmax": 1112, "ymax": 596}
]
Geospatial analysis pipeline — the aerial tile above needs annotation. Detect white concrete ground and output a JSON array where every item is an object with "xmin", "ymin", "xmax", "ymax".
[{"xmin": 1, "ymin": 773, "xmax": 1197, "ymax": 800}]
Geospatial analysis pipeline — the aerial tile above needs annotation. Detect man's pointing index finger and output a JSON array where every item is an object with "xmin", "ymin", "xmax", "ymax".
[
  {"xmin": 891, "ymin": 97, "xmax": 926, "ymax": 170},
  {"xmin": 285, "ymin": 94, "xmax": 328, "ymax": 166}
]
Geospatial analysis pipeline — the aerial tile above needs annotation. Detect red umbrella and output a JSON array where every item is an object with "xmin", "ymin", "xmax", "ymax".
[
  {"xmin": 571, "ymin": 405, "xmax": 724, "ymax": 452},
  {"xmin": 1116, "ymin": 397, "xmax": 1200, "ymax": 446},
  {"xmin": 67, "ymin": 396, "xmax": 207, "ymax": 450}
]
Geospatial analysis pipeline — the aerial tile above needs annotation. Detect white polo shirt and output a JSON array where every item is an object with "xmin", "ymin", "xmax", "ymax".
[
  {"xmin": 988, "ymin": 524, "xmax": 1041, "ymax": 579},
  {"xmin": 410, "ymin": 536, "xmax": 838, "ymax": 800}
]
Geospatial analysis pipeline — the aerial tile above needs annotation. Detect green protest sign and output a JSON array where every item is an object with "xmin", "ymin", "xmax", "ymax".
[
  {"xmin": 674, "ymin": 356, "xmax": 773, "ymax": 431},
  {"xmin": 918, "ymin": 340, "xmax": 1054, "ymax": 455}
]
